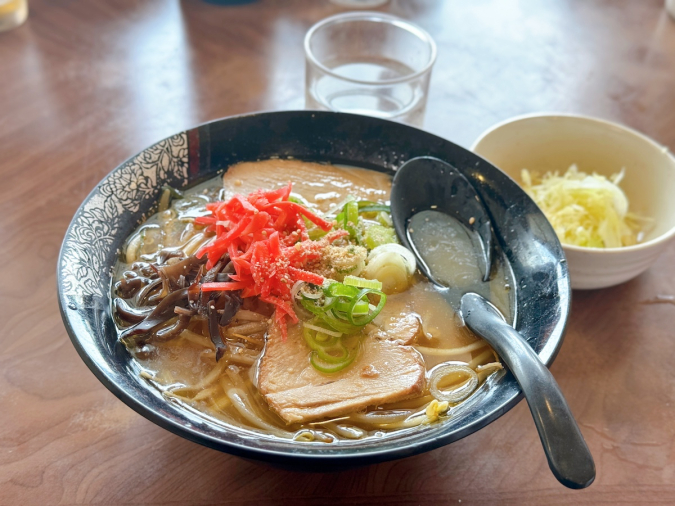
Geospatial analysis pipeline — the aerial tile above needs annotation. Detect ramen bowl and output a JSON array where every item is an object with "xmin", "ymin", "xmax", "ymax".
[
  {"xmin": 472, "ymin": 113, "xmax": 675, "ymax": 290},
  {"xmin": 58, "ymin": 111, "xmax": 570, "ymax": 470}
]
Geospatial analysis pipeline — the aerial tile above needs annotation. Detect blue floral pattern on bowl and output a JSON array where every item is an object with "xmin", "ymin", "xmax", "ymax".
[{"xmin": 60, "ymin": 133, "xmax": 189, "ymax": 299}]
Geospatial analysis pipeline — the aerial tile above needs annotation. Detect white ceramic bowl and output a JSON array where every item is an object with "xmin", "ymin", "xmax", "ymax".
[{"xmin": 472, "ymin": 113, "xmax": 675, "ymax": 290}]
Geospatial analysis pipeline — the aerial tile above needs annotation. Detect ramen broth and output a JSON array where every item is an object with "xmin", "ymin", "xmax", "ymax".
[{"xmin": 113, "ymin": 159, "xmax": 513, "ymax": 442}]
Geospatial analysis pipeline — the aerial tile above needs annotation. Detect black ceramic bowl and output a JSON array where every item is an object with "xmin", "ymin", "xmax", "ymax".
[{"xmin": 58, "ymin": 111, "xmax": 570, "ymax": 470}]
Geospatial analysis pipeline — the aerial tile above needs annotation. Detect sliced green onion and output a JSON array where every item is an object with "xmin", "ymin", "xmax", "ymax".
[
  {"xmin": 308, "ymin": 227, "xmax": 327, "ymax": 240},
  {"xmin": 335, "ymin": 299, "xmax": 369, "ymax": 314},
  {"xmin": 300, "ymin": 298, "xmax": 325, "ymax": 316},
  {"xmin": 344, "ymin": 223, "xmax": 359, "ymax": 242},
  {"xmin": 299, "ymin": 284, "xmax": 323, "ymax": 300},
  {"xmin": 368, "ymin": 243, "xmax": 417, "ymax": 276},
  {"xmin": 301, "ymin": 279, "xmax": 387, "ymax": 334},
  {"xmin": 327, "ymin": 196, "xmax": 357, "ymax": 218},
  {"xmin": 362, "ymin": 224, "xmax": 398, "ymax": 250},
  {"xmin": 358, "ymin": 204, "xmax": 390, "ymax": 214},
  {"xmin": 300, "ymin": 290, "xmax": 323, "ymax": 301},
  {"xmin": 303, "ymin": 320, "xmax": 356, "ymax": 371},
  {"xmin": 315, "ymin": 344, "xmax": 349, "ymax": 363},
  {"xmin": 338, "ymin": 201, "xmax": 359, "ymax": 240},
  {"xmin": 303, "ymin": 321, "xmax": 339, "ymax": 349},
  {"xmin": 325, "ymin": 282, "xmax": 359, "ymax": 298},
  {"xmin": 314, "ymin": 332, "xmax": 334, "ymax": 344},
  {"xmin": 300, "ymin": 300, "xmax": 359, "ymax": 334},
  {"xmin": 357, "ymin": 200, "xmax": 376, "ymax": 208},
  {"xmin": 345, "ymin": 201, "xmax": 359, "ymax": 226},
  {"xmin": 322, "ymin": 296, "xmax": 337, "ymax": 310},
  {"xmin": 344, "ymin": 275, "xmax": 383, "ymax": 290},
  {"xmin": 348, "ymin": 289, "xmax": 386, "ymax": 326},
  {"xmin": 294, "ymin": 281, "xmax": 323, "ymax": 305},
  {"xmin": 310, "ymin": 350, "xmax": 357, "ymax": 373},
  {"xmin": 289, "ymin": 193, "xmax": 311, "ymax": 206},
  {"xmin": 377, "ymin": 211, "xmax": 393, "ymax": 227},
  {"xmin": 331, "ymin": 199, "xmax": 360, "ymax": 241},
  {"xmin": 303, "ymin": 322, "xmax": 342, "ymax": 338},
  {"xmin": 320, "ymin": 310, "xmax": 361, "ymax": 334}
]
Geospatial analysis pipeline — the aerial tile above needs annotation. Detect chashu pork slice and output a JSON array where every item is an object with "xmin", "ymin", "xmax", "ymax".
[{"xmin": 258, "ymin": 322, "xmax": 426, "ymax": 424}]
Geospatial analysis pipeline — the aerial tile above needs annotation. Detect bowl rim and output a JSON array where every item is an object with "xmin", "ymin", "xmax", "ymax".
[
  {"xmin": 57, "ymin": 110, "xmax": 570, "ymax": 467},
  {"xmin": 471, "ymin": 112, "xmax": 675, "ymax": 254}
]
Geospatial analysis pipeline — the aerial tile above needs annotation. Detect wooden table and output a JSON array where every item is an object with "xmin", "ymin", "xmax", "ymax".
[{"xmin": 2, "ymin": 0, "xmax": 675, "ymax": 504}]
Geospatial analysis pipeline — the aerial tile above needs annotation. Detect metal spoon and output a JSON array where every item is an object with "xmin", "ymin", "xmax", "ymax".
[{"xmin": 390, "ymin": 156, "xmax": 595, "ymax": 489}]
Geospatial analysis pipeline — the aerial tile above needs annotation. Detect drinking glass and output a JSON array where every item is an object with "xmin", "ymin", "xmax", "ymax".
[
  {"xmin": 0, "ymin": 0, "xmax": 27, "ymax": 32},
  {"xmin": 304, "ymin": 12, "xmax": 437, "ymax": 127}
]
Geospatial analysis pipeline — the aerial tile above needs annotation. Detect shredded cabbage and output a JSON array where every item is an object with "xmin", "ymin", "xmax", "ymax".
[{"xmin": 520, "ymin": 164, "xmax": 646, "ymax": 248}]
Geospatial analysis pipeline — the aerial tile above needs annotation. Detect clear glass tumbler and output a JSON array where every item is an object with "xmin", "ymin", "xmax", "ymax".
[
  {"xmin": 0, "ymin": 0, "xmax": 27, "ymax": 32},
  {"xmin": 304, "ymin": 12, "xmax": 437, "ymax": 127}
]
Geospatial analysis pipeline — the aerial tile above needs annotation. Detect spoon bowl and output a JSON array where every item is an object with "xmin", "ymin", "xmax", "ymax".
[{"xmin": 391, "ymin": 156, "xmax": 493, "ymax": 282}]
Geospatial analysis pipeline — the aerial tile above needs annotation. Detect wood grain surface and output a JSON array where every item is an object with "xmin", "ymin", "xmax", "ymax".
[{"xmin": 1, "ymin": 0, "xmax": 675, "ymax": 504}]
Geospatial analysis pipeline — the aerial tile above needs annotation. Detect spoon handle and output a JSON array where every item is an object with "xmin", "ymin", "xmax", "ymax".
[{"xmin": 460, "ymin": 293, "xmax": 595, "ymax": 489}]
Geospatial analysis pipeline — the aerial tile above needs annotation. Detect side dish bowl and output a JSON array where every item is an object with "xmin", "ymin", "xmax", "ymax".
[
  {"xmin": 58, "ymin": 111, "xmax": 570, "ymax": 469},
  {"xmin": 472, "ymin": 113, "xmax": 675, "ymax": 290}
]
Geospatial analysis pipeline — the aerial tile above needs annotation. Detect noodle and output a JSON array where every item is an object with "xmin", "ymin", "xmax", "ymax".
[
  {"xmin": 468, "ymin": 348, "xmax": 497, "ymax": 369},
  {"xmin": 380, "ymin": 394, "xmax": 435, "ymax": 410},
  {"xmin": 476, "ymin": 361, "xmax": 504, "ymax": 382},
  {"xmin": 376, "ymin": 414, "xmax": 428, "ymax": 430},
  {"xmin": 229, "ymin": 333, "xmax": 264, "ymax": 346},
  {"xmin": 294, "ymin": 431, "xmax": 315, "ymax": 442},
  {"xmin": 192, "ymin": 385, "xmax": 220, "ymax": 402},
  {"xmin": 227, "ymin": 322, "xmax": 269, "ymax": 336},
  {"xmin": 226, "ymin": 365, "xmax": 279, "ymax": 421},
  {"xmin": 323, "ymin": 422, "xmax": 366, "ymax": 439},
  {"xmin": 227, "ymin": 388, "xmax": 289, "ymax": 436},
  {"xmin": 179, "ymin": 329, "xmax": 215, "ymax": 348},
  {"xmin": 414, "ymin": 340, "xmax": 488, "ymax": 356},
  {"xmin": 429, "ymin": 364, "xmax": 479, "ymax": 403},
  {"xmin": 347, "ymin": 410, "xmax": 415, "ymax": 425},
  {"xmin": 182, "ymin": 232, "xmax": 210, "ymax": 257},
  {"xmin": 173, "ymin": 357, "xmax": 229, "ymax": 393},
  {"xmin": 210, "ymin": 393, "xmax": 232, "ymax": 411},
  {"xmin": 222, "ymin": 350, "xmax": 258, "ymax": 366},
  {"xmin": 234, "ymin": 310, "xmax": 269, "ymax": 322},
  {"xmin": 114, "ymin": 161, "xmax": 513, "ymax": 443}
]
